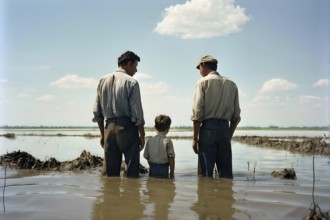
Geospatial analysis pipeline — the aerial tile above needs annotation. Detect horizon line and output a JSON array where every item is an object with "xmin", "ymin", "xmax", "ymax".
[{"xmin": 0, "ymin": 125, "xmax": 329, "ymax": 129}]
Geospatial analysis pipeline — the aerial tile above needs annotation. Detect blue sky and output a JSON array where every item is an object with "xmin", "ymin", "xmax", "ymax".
[{"xmin": 0, "ymin": 0, "xmax": 329, "ymax": 127}]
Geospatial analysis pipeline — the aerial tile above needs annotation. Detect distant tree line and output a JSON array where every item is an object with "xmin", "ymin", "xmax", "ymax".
[{"xmin": 0, "ymin": 125, "xmax": 329, "ymax": 131}]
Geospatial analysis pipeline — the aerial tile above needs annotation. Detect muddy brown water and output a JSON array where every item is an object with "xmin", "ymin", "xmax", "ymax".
[
  {"xmin": 0, "ymin": 167, "xmax": 329, "ymax": 220},
  {"xmin": 0, "ymin": 131, "xmax": 329, "ymax": 219}
]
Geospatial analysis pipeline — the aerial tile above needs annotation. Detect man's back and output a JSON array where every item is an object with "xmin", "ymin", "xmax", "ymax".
[
  {"xmin": 193, "ymin": 71, "xmax": 240, "ymax": 122},
  {"xmin": 92, "ymin": 50, "xmax": 145, "ymax": 177},
  {"xmin": 96, "ymin": 69, "xmax": 144, "ymax": 125},
  {"xmin": 192, "ymin": 54, "xmax": 241, "ymax": 178}
]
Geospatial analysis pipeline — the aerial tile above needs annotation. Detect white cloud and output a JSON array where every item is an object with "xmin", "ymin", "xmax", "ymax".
[
  {"xmin": 154, "ymin": 0, "xmax": 250, "ymax": 39},
  {"xmin": 37, "ymin": 94, "xmax": 55, "ymax": 102},
  {"xmin": 249, "ymin": 94, "xmax": 284, "ymax": 106},
  {"xmin": 50, "ymin": 74, "xmax": 98, "ymax": 89},
  {"xmin": 16, "ymin": 87, "xmax": 36, "ymax": 99},
  {"xmin": 140, "ymin": 81, "xmax": 169, "ymax": 95},
  {"xmin": 130, "ymin": 71, "xmax": 169, "ymax": 95},
  {"xmin": 142, "ymin": 94, "xmax": 192, "ymax": 126},
  {"xmin": 137, "ymin": 78, "xmax": 191, "ymax": 125},
  {"xmin": 260, "ymin": 78, "xmax": 297, "ymax": 93},
  {"xmin": 299, "ymin": 95, "xmax": 328, "ymax": 108},
  {"xmin": 238, "ymin": 88, "xmax": 247, "ymax": 97},
  {"xmin": 313, "ymin": 79, "xmax": 329, "ymax": 87},
  {"xmin": 68, "ymin": 100, "xmax": 78, "ymax": 106},
  {"xmin": 133, "ymin": 72, "xmax": 153, "ymax": 81},
  {"xmin": 17, "ymin": 92, "xmax": 32, "ymax": 98},
  {"xmin": 37, "ymin": 65, "xmax": 52, "ymax": 70},
  {"xmin": 0, "ymin": 79, "xmax": 7, "ymax": 84},
  {"xmin": 248, "ymin": 78, "xmax": 297, "ymax": 107}
]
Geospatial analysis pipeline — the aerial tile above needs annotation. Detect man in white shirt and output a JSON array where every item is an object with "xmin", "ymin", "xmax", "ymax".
[
  {"xmin": 93, "ymin": 51, "xmax": 145, "ymax": 177},
  {"xmin": 191, "ymin": 55, "xmax": 241, "ymax": 178}
]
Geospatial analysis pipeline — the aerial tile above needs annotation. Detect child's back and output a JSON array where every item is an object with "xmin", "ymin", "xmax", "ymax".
[{"xmin": 143, "ymin": 115, "xmax": 175, "ymax": 178}]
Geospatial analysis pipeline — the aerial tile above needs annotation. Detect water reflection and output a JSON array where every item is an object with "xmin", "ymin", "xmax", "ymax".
[
  {"xmin": 92, "ymin": 177, "xmax": 144, "ymax": 220},
  {"xmin": 191, "ymin": 178, "xmax": 235, "ymax": 219},
  {"xmin": 143, "ymin": 178, "xmax": 176, "ymax": 219}
]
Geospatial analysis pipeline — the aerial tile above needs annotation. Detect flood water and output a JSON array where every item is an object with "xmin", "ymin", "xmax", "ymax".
[{"xmin": 0, "ymin": 129, "xmax": 329, "ymax": 220}]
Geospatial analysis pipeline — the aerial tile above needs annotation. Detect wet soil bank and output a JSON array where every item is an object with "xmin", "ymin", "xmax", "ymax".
[
  {"xmin": 232, "ymin": 136, "xmax": 330, "ymax": 155},
  {"xmin": 0, "ymin": 150, "xmax": 148, "ymax": 174},
  {"xmin": 0, "ymin": 136, "xmax": 328, "ymax": 172},
  {"xmin": 0, "ymin": 150, "xmax": 103, "ymax": 171}
]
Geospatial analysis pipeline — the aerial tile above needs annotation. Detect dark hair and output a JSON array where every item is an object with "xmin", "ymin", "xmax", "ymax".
[
  {"xmin": 204, "ymin": 62, "xmax": 217, "ymax": 71},
  {"xmin": 118, "ymin": 51, "xmax": 141, "ymax": 66},
  {"xmin": 154, "ymin": 115, "xmax": 172, "ymax": 132}
]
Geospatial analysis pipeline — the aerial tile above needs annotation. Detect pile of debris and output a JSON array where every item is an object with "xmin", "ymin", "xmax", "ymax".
[
  {"xmin": 63, "ymin": 150, "xmax": 103, "ymax": 171},
  {"xmin": 271, "ymin": 168, "xmax": 297, "ymax": 179},
  {"xmin": 1, "ymin": 133, "xmax": 16, "ymax": 139},
  {"xmin": 305, "ymin": 204, "xmax": 330, "ymax": 220},
  {"xmin": 0, "ymin": 150, "xmax": 148, "ymax": 174},
  {"xmin": 232, "ymin": 136, "xmax": 330, "ymax": 155},
  {"xmin": 0, "ymin": 150, "xmax": 102, "ymax": 171}
]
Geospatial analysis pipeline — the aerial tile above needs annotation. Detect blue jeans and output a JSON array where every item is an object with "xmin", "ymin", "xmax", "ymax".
[
  {"xmin": 198, "ymin": 119, "xmax": 233, "ymax": 179},
  {"xmin": 149, "ymin": 163, "xmax": 169, "ymax": 178},
  {"xmin": 104, "ymin": 117, "xmax": 140, "ymax": 177}
]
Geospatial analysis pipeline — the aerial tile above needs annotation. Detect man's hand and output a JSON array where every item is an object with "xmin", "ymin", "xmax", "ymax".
[
  {"xmin": 137, "ymin": 125, "xmax": 145, "ymax": 151},
  {"xmin": 139, "ymin": 136, "xmax": 145, "ymax": 151},
  {"xmin": 192, "ymin": 120, "xmax": 201, "ymax": 154},
  {"xmin": 97, "ymin": 121, "xmax": 105, "ymax": 149},
  {"xmin": 100, "ymin": 135, "xmax": 104, "ymax": 148},
  {"xmin": 230, "ymin": 118, "xmax": 240, "ymax": 140},
  {"xmin": 192, "ymin": 139, "xmax": 199, "ymax": 154}
]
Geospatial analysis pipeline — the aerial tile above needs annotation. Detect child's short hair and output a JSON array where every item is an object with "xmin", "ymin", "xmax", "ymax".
[{"xmin": 154, "ymin": 115, "xmax": 171, "ymax": 132}]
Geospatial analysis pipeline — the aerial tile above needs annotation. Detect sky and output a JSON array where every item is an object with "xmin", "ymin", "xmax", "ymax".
[{"xmin": 0, "ymin": 0, "xmax": 329, "ymax": 127}]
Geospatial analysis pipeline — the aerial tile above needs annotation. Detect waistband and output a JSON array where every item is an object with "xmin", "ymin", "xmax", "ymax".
[
  {"xmin": 149, "ymin": 162, "xmax": 169, "ymax": 167},
  {"xmin": 203, "ymin": 118, "xmax": 228, "ymax": 123},
  {"xmin": 105, "ymin": 117, "xmax": 132, "ymax": 126}
]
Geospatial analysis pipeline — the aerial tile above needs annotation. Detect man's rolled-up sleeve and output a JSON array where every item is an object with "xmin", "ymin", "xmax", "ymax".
[
  {"xmin": 191, "ymin": 83, "xmax": 204, "ymax": 122},
  {"xmin": 231, "ymin": 87, "xmax": 241, "ymax": 124},
  {"xmin": 129, "ymin": 82, "xmax": 145, "ymax": 126},
  {"xmin": 92, "ymin": 82, "xmax": 104, "ymax": 123}
]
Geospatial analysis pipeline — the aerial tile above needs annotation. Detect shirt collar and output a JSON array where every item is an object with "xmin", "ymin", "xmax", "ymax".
[
  {"xmin": 156, "ymin": 131, "xmax": 167, "ymax": 136},
  {"xmin": 209, "ymin": 71, "xmax": 220, "ymax": 76},
  {"xmin": 116, "ymin": 67, "xmax": 128, "ymax": 75}
]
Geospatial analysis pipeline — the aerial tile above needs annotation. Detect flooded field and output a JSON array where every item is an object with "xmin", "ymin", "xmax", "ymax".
[{"xmin": 0, "ymin": 128, "xmax": 329, "ymax": 219}]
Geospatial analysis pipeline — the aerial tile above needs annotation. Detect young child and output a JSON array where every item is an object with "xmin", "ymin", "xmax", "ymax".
[{"xmin": 143, "ymin": 115, "xmax": 175, "ymax": 179}]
